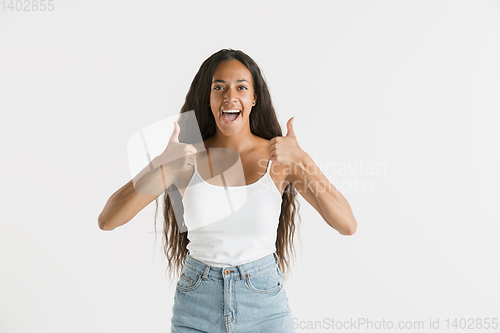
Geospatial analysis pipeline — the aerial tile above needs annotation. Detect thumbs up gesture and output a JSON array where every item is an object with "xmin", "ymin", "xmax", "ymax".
[
  {"xmin": 268, "ymin": 117, "xmax": 306, "ymax": 167},
  {"xmin": 155, "ymin": 121, "xmax": 198, "ymax": 171}
]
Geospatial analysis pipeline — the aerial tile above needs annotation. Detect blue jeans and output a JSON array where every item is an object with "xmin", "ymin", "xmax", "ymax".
[{"xmin": 171, "ymin": 252, "xmax": 295, "ymax": 332}]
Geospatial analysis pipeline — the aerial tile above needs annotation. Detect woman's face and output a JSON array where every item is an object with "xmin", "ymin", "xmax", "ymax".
[{"xmin": 210, "ymin": 59, "xmax": 257, "ymax": 135}]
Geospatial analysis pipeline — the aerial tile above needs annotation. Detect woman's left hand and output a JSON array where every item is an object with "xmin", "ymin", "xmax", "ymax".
[{"xmin": 269, "ymin": 117, "xmax": 307, "ymax": 167}]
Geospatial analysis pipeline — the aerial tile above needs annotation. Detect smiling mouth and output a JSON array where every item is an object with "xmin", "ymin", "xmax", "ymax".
[{"xmin": 221, "ymin": 110, "xmax": 241, "ymax": 123}]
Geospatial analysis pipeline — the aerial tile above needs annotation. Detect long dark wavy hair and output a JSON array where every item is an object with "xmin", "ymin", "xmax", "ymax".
[{"xmin": 153, "ymin": 49, "xmax": 301, "ymax": 283}]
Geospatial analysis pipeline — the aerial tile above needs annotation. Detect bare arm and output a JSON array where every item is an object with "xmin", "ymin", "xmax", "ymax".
[
  {"xmin": 288, "ymin": 152, "xmax": 357, "ymax": 235},
  {"xmin": 97, "ymin": 156, "xmax": 177, "ymax": 231},
  {"xmin": 98, "ymin": 121, "xmax": 197, "ymax": 231},
  {"xmin": 269, "ymin": 117, "xmax": 357, "ymax": 235}
]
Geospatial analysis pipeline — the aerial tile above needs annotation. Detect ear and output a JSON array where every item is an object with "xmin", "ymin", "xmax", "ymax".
[{"xmin": 253, "ymin": 94, "xmax": 257, "ymax": 105}]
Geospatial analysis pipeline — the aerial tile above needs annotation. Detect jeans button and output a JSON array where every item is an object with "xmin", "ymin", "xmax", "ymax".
[{"xmin": 224, "ymin": 269, "xmax": 230, "ymax": 275}]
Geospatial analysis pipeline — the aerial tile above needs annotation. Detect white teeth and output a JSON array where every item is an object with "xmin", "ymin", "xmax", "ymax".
[{"xmin": 222, "ymin": 109, "xmax": 240, "ymax": 113}]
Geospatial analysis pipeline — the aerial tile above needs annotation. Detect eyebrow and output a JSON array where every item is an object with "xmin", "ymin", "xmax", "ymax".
[{"xmin": 212, "ymin": 79, "xmax": 249, "ymax": 84}]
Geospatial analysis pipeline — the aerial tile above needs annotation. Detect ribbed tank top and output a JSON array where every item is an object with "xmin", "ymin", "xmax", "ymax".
[{"xmin": 182, "ymin": 154, "xmax": 282, "ymax": 267}]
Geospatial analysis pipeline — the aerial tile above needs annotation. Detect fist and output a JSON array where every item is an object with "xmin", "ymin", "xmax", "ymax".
[{"xmin": 268, "ymin": 117, "xmax": 304, "ymax": 166}]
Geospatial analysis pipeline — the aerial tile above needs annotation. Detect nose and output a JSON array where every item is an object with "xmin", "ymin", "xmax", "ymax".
[{"xmin": 223, "ymin": 88, "xmax": 237, "ymax": 102}]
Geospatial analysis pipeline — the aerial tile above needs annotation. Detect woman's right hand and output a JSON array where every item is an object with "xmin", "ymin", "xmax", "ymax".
[{"xmin": 154, "ymin": 121, "xmax": 197, "ymax": 172}]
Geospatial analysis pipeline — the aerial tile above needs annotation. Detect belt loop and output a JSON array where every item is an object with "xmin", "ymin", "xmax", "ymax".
[
  {"xmin": 237, "ymin": 264, "xmax": 246, "ymax": 280},
  {"xmin": 202, "ymin": 264, "xmax": 210, "ymax": 280}
]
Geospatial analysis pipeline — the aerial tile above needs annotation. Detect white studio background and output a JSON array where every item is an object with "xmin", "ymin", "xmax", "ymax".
[{"xmin": 1, "ymin": 0, "xmax": 499, "ymax": 332}]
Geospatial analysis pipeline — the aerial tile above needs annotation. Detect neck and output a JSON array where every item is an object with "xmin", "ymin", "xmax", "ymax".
[{"xmin": 208, "ymin": 127, "xmax": 257, "ymax": 153}]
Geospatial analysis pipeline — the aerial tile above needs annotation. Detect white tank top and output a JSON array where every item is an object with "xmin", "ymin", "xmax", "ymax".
[{"xmin": 182, "ymin": 154, "xmax": 282, "ymax": 267}]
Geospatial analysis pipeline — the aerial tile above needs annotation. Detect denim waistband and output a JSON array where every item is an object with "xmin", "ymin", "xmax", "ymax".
[{"xmin": 183, "ymin": 252, "xmax": 278, "ymax": 280}]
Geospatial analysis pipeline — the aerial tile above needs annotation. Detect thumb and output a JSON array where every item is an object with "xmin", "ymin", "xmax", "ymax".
[
  {"xmin": 286, "ymin": 117, "xmax": 296, "ymax": 137},
  {"xmin": 169, "ymin": 121, "xmax": 180, "ymax": 143}
]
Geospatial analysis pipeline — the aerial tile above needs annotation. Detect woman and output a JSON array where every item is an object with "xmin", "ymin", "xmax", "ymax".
[{"xmin": 98, "ymin": 49, "xmax": 357, "ymax": 332}]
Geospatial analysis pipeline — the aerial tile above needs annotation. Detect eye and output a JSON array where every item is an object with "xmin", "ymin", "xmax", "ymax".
[
  {"xmin": 213, "ymin": 85, "xmax": 224, "ymax": 91},
  {"xmin": 238, "ymin": 86, "xmax": 248, "ymax": 90}
]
